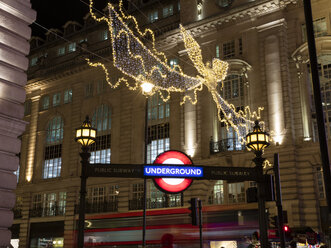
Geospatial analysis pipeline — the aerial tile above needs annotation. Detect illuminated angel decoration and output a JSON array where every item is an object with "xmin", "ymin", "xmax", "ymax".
[{"xmin": 87, "ymin": 0, "xmax": 263, "ymax": 142}]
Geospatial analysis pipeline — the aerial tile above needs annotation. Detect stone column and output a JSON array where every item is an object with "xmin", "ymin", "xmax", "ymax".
[
  {"xmin": 184, "ymin": 93, "xmax": 197, "ymax": 157},
  {"xmin": 0, "ymin": 0, "xmax": 36, "ymax": 245},
  {"xmin": 25, "ymin": 96, "xmax": 40, "ymax": 182},
  {"xmin": 265, "ymin": 35, "xmax": 285, "ymax": 144}
]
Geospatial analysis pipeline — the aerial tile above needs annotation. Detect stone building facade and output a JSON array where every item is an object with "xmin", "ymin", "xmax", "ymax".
[{"xmin": 13, "ymin": 0, "xmax": 331, "ymax": 247}]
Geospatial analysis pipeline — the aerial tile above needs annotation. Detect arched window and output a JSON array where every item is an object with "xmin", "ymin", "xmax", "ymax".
[
  {"xmin": 43, "ymin": 116, "xmax": 63, "ymax": 179},
  {"xmin": 310, "ymin": 61, "xmax": 331, "ymax": 141},
  {"xmin": 90, "ymin": 105, "xmax": 111, "ymax": 164},
  {"xmin": 218, "ymin": 74, "xmax": 245, "ymax": 151}
]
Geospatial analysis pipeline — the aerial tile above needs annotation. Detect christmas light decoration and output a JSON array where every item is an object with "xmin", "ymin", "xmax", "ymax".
[{"xmin": 88, "ymin": 0, "xmax": 264, "ymax": 142}]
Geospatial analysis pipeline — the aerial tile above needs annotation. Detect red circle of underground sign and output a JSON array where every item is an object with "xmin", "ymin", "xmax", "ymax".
[{"xmin": 153, "ymin": 150, "xmax": 193, "ymax": 194}]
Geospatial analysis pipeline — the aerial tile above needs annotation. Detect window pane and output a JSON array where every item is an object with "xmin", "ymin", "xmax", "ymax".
[
  {"xmin": 42, "ymin": 96, "xmax": 49, "ymax": 110},
  {"xmin": 64, "ymin": 89, "xmax": 72, "ymax": 103},
  {"xmin": 163, "ymin": 5, "xmax": 173, "ymax": 18},
  {"xmin": 68, "ymin": 42, "xmax": 76, "ymax": 52},
  {"xmin": 53, "ymin": 93, "xmax": 61, "ymax": 107},
  {"xmin": 58, "ymin": 47, "xmax": 65, "ymax": 56},
  {"xmin": 223, "ymin": 40, "xmax": 235, "ymax": 59}
]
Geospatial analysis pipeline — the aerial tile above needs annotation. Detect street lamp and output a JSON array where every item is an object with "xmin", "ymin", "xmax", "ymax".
[
  {"xmin": 246, "ymin": 120, "xmax": 270, "ymax": 248},
  {"xmin": 141, "ymin": 82, "xmax": 154, "ymax": 247},
  {"xmin": 75, "ymin": 116, "xmax": 96, "ymax": 248}
]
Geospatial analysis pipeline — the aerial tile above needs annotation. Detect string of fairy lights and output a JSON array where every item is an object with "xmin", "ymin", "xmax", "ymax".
[{"xmin": 86, "ymin": 0, "xmax": 264, "ymax": 142}]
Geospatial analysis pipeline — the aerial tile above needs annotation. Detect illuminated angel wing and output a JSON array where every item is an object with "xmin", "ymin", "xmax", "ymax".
[
  {"xmin": 179, "ymin": 25, "xmax": 206, "ymax": 77},
  {"xmin": 211, "ymin": 90, "xmax": 250, "ymax": 139},
  {"xmin": 108, "ymin": 5, "xmax": 202, "ymax": 91}
]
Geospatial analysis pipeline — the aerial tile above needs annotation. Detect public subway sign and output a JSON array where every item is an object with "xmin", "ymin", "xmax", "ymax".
[
  {"xmin": 150, "ymin": 150, "xmax": 195, "ymax": 194},
  {"xmin": 144, "ymin": 166, "xmax": 203, "ymax": 178}
]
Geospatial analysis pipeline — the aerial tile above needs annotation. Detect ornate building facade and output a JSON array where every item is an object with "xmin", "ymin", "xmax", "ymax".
[{"xmin": 13, "ymin": 0, "xmax": 330, "ymax": 247}]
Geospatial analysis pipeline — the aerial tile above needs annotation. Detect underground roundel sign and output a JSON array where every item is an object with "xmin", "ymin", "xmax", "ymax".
[{"xmin": 152, "ymin": 150, "xmax": 194, "ymax": 194}]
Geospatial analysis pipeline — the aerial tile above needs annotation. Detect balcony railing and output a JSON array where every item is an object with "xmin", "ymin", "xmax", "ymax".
[
  {"xmin": 210, "ymin": 138, "xmax": 245, "ymax": 154},
  {"xmin": 85, "ymin": 201, "xmax": 118, "ymax": 214},
  {"xmin": 74, "ymin": 201, "xmax": 118, "ymax": 214},
  {"xmin": 129, "ymin": 198, "xmax": 182, "ymax": 211},
  {"xmin": 29, "ymin": 206, "xmax": 65, "ymax": 217}
]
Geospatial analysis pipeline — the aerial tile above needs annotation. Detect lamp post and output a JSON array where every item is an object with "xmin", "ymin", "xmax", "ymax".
[
  {"xmin": 246, "ymin": 120, "xmax": 270, "ymax": 248},
  {"xmin": 141, "ymin": 81, "xmax": 154, "ymax": 248},
  {"xmin": 75, "ymin": 116, "xmax": 97, "ymax": 248}
]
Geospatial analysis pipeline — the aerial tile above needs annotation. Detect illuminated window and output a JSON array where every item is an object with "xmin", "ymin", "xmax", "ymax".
[
  {"xmin": 217, "ymin": 0, "xmax": 234, "ymax": 7},
  {"xmin": 148, "ymin": 10, "xmax": 158, "ymax": 23},
  {"xmin": 57, "ymin": 47, "xmax": 65, "ymax": 56},
  {"xmin": 302, "ymin": 17, "xmax": 327, "ymax": 42},
  {"xmin": 222, "ymin": 74, "xmax": 244, "ymax": 100},
  {"xmin": 90, "ymin": 105, "xmax": 111, "ymax": 164},
  {"xmin": 68, "ymin": 42, "xmax": 76, "ymax": 52},
  {"xmin": 169, "ymin": 193, "xmax": 181, "ymax": 207},
  {"xmin": 216, "ymin": 45, "xmax": 220, "ymax": 58},
  {"xmin": 43, "ymin": 116, "xmax": 63, "ymax": 179},
  {"xmin": 223, "ymin": 40, "xmax": 235, "ymax": 59},
  {"xmin": 102, "ymin": 30, "xmax": 108, "ymax": 40},
  {"xmin": 80, "ymin": 38, "xmax": 87, "ymax": 43},
  {"xmin": 132, "ymin": 183, "xmax": 144, "ymax": 200},
  {"xmin": 30, "ymin": 57, "xmax": 38, "ymax": 66},
  {"xmin": 228, "ymin": 182, "xmax": 245, "ymax": 203},
  {"xmin": 41, "ymin": 95, "xmax": 50, "ymax": 110},
  {"xmin": 31, "ymin": 192, "xmax": 66, "ymax": 217},
  {"xmin": 64, "ymin": 89, "xmax": 72, "ymax": 104},
  {"xmin": 148, "ymin": 94, "xmax": 170, "ymax": 121},
  {"xmin": 149, "ymin": 182, "xmax": 165, "ymax": 208},
  {"xmin": 147, "ymin": 123, "xmax": 170, "ymax": 163},
  {"xmin": 209, "ymin": 180, "xmax": 224, "ymax": 204},
  {"xmin": 214, "ymin": 74, "xmax": 245, "ymax": 152},
  {"xmin": 163, "ymin": 4, "xmax": 173, "ymax": 18},
  {"xmin": 310, "ymin": 63, "xmax": 331, "ymax": 141},
  {"xmin": 52, "ymin": 93, "xmax": 61, "ymax": 107}
]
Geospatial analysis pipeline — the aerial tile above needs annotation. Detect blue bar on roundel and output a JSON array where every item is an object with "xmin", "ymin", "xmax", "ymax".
[{"xmin": 144, "ymin": 166, "xmax": 203, "ymax": 178}]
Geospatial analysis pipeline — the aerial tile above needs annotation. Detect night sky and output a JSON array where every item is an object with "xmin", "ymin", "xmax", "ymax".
[{"xmin": 30, "ymin": 0, "xmax": 114, "ymax": 38}]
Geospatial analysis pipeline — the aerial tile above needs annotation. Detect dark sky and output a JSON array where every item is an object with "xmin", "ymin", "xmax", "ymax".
[{"xmin": 30, "ymin": 0, "xmax": 113, "ymax": 38}]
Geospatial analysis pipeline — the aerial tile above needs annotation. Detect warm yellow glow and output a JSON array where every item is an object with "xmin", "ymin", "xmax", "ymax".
[
  {"xmin": 26, "ymin": 175, "xmax": 32, "ymax": 182},
  {"xmin": 82, "ymin": 129, "xmax": 90, "ymax": 137},
  {"xmin": 272, "ymin": 134, "xmax": 283, "ymax": 145},
  {"xmin": 88, "ymin": 0, "xmax": 264, "ymax": 143},
  {"xmin": 75, "ymin": 117, "xmax": 97, "ymax": 147},
  {"xmin": 141, "ymin": 82, "xmax": 154, "ymax": 95},
  {"xmin": 246, "ymin": 121, "xmax": 270, "ymax": 152},
  {"xmin": 26, "ymin": 96, "xmax": 40, "ymax": 182}
]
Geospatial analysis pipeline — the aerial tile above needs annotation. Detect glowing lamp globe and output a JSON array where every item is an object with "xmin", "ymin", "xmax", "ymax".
[
  {"xmin": 75, "ymin": 116, "xmax": 97, "ymax": 147},
  {"xmin": 246, "ymin": 120, "xmax": 270, "ymax": 154},
  {"xmin": 141, "ymin": 82, "xmax": 154, "ymax": 95}
]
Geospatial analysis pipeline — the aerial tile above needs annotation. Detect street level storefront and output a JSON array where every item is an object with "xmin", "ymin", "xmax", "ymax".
[
  {"xmin": 29, "ymin": 221, "xmax": 64, "ymax": 248},
  {"xmin": 81, "ymin": 205, "xmax": 259, "ymax": 247}
]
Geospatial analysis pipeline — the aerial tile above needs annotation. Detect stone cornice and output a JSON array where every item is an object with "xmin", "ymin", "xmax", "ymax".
[
  {"xmin": 291, "ymin": 36, "xmax": 331, "ymax": 64},
  {"xmin": 157, "ymin": 0, "xmax": 297, "ymax": 48}
]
